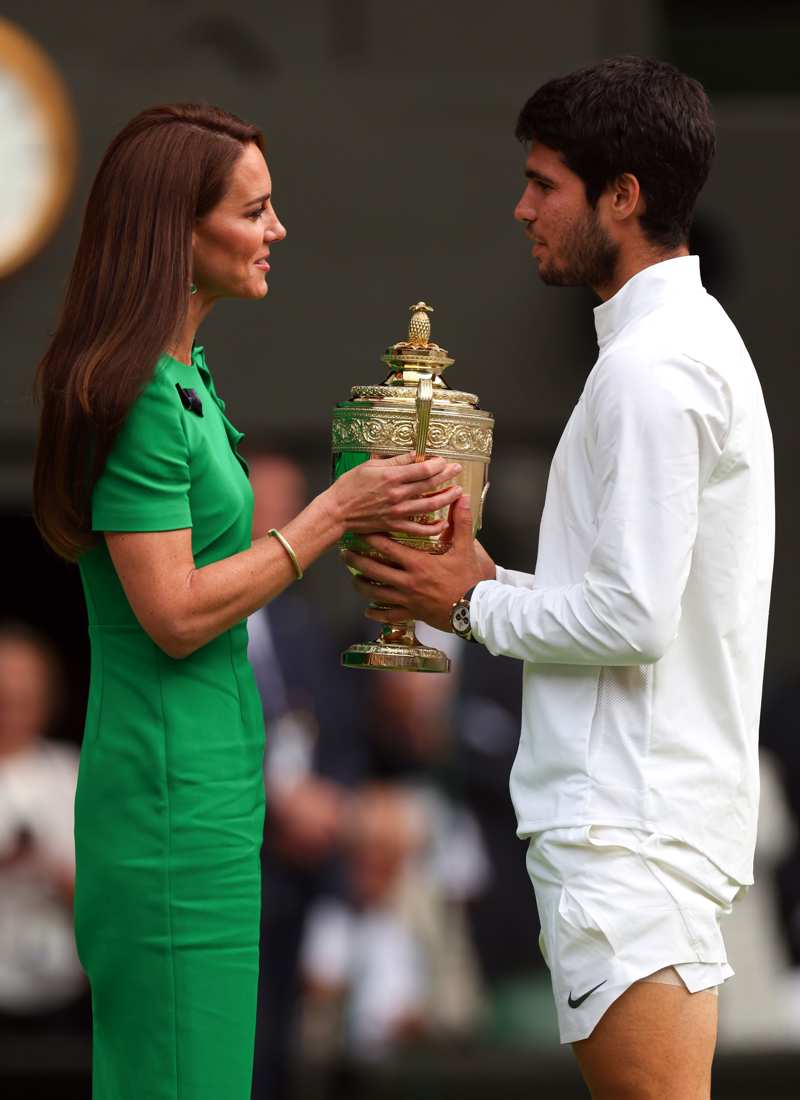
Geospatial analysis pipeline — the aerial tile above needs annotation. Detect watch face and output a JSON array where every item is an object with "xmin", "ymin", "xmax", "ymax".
[{"xmin": 452, "ymin": 603, "xmax": 471, "ymax": 634}]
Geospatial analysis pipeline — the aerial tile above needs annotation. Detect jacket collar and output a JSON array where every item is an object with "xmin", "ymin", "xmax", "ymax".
[{"xmin": 593, "ymin": 255, "xmax": 703, "ymax": 350}]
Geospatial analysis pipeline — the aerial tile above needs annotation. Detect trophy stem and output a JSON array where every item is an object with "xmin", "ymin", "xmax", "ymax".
[
  {"xmin": 340, "ymin": 618, "xmax": 451, "ymax": 674},
  {"xmin": 378, "ymin": 620, "xmax": 418, "ymax": 647}
]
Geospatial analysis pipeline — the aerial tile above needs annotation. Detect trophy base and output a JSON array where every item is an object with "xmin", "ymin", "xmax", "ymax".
[{"xmin": 341, "ymin": 642, "xmax": 451, "ymax": 674}]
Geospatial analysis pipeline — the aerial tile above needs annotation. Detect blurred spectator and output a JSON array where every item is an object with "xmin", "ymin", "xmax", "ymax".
[
  {"xmin": 246, "ymin": 455, "xmax": 542, "ymax": 1077},
  {"xmin": 455, "ymin": 641, "xmax": 545, "ymax": 992},
  {"xmin": 718, "ymin": 747, "xmax": 797, "ymax": 1048},
  {"xmin": 761, "ymin": 675, "xmax": 800, "ymax": 967},
  {"xmin": 300, "ymin": 785, "xmax": 428, "ymax": 1056},
  {"xmin": 760, "ymin": 676, "xmax": 800, "ymax": 1044},
  {"xmin": 0, "ymin": 622, "xmax": 87, "ymax": 1032},
  {"xmin": 358, "ymin": 635, "xmax": 460, "ymax": 781},
  {"xmin": 300, "ymin": 781, "xmax": 483, "ymax": 1058},
  {"xmin": 359, "ymin": 632, "xmax": 545, "ymax": 998},
  {"xmin": 300, "ymin": 645, "xmax": 488, "ymax": 1059},
  {"xmin": 247, "ymin": 452, "xmax": 363, "ymax": 1100}
]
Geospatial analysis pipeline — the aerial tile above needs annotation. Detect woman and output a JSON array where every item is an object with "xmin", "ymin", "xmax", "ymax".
[{"xmin": 32, "ymin": 103, "xmax": 462, "ymax": 1099}]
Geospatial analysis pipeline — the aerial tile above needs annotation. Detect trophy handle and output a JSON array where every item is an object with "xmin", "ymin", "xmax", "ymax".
[
  {"xmin": 478, "ymin": 481, "xmax": 491, "ymax": 533},
  {"xmin": 414, "ymin": 377, "xmax": 433, "ymax": 461}
]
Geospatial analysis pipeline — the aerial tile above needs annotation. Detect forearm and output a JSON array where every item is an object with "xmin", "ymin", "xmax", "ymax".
[
  {"xmin": 175, "ymin": 490, "xmax": 343, "ymax": 656},
  {"xmin": 109, "ymin": 453, "xmax": 463, "ymax": 658},
  {"xmin": 471, "ymin": 577, "xmax": 676, "ymax": 666}
]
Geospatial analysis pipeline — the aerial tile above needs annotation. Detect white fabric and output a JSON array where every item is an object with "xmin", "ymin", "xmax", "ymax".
[
  {"xmin": 300, "ymin": 898, "xmax": 427, "ymax": 1054},
  {"xmin": 494, "ymin": 566, "xmax": 536, "ymax": 589},
  {"xmin": 0, "ymin": 742, "xmax": 84, "ymax": 1011},
  {"xmin": 528, "ymin": 824, "xmax": 739, "ymax": 1043},
  {"xmin": 470, "ymin": 256, "xmax": 774, "ymax": 885}
]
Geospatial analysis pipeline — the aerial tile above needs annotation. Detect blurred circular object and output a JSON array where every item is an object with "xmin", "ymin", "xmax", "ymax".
[{"xmin": 0, "ymin": 17, "xmax": 77, "ymax": 279}]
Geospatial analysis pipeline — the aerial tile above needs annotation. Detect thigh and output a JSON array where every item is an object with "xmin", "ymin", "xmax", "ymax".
[
  {"xmin": 528, "ymin": 826, "xmax": 736, "ymax": 1046},
  {"xmin": 572, "ymin": 979, "xmax": 717, "ymax": 1100}
]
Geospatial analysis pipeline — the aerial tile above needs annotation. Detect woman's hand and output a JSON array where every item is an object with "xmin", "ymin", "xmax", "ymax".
[
  {"xmin": 104, "ymin": 454, "xmax": 462, "ymax": 660},
  {"xmin": 326, "ymin": 452, "xmax": 463, "ymax": 536}
]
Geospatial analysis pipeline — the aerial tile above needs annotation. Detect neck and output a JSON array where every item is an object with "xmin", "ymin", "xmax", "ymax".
[
  {"xmin": 167, "ymin": 294, "xmax": 215, "ymax": 365},
  {"xmin": 593, "ymin": 241, "xmax": 690, "ymax": 302}
]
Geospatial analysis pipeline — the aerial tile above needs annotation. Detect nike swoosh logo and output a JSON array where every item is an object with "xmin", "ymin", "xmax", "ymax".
[{"xmin": 568, "ymin": 979, "xmax": 608, "ymax": 1008}]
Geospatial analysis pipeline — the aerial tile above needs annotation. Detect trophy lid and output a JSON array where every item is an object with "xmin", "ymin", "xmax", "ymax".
[
  {"xmin": 348, "ymin": 300, "xmax": 480, "ymax": 407},
  {"xmin": 380, "ymin": 302, "xmax": 454, "ymax": 386}
]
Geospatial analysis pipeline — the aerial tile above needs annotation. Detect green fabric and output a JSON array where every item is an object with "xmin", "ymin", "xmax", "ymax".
[{"xmin": 75, "ymin": 348, "xmax": 265, "ymax": 1100}]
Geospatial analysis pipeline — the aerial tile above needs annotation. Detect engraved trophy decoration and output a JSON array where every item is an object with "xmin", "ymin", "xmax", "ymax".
[{"xmin": 331, "ymin": 302, "xmax": 494, "ymax": 672}]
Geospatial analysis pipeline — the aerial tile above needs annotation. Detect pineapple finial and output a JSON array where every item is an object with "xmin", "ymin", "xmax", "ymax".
[{"xmin": 408, "ymin": 301, "xmax": 433, "ymax": 347}]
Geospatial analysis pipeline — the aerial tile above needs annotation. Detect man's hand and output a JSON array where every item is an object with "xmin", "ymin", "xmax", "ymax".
[{"xmin": 342, "ymin": 495, "xmax": 496, "ymax": 632}]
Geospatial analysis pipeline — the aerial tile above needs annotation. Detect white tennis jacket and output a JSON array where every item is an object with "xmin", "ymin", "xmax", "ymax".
[{"xmin": 470, "ymin": 256, "xmax": 774, "ymax": 885}]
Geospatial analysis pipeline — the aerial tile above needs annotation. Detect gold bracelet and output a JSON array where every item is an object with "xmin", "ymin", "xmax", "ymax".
[{"xmin": 268, "ymin": 528, "xmax": 304, "ymax": 581}]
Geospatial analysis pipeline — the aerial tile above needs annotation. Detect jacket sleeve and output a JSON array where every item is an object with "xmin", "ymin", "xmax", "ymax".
[
  {"xmin": 494, "ymin": 566, "xmax": 535, "ymax": 588},
  {"xmin": 470, "ymin": 352, "xmax": 730, "ymax": 665}
]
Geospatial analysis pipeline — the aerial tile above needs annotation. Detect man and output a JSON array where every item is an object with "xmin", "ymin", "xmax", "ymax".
[{"xmin": 343, "ymin": 56, "xmax": 775, "ymax": 1099}]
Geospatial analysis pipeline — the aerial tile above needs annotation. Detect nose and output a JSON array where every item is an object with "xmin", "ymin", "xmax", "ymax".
[
  {"xmin": 266, "ymin": 208, "xmax": 287, "ymax": 243},
  {"xmin": 514, "ymin": 191, "xmax": 534, "ymax": 225}
]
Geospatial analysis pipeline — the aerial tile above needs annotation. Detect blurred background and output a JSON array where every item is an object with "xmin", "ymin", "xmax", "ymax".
[{"xmin": 1, "ymin": 1, "xmax": 799, "ymax": 1096}]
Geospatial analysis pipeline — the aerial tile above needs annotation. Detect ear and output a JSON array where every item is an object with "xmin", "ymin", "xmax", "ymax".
[{"xmin": 609, "ymin": 172, "xmax": 642, "ymax": 223}]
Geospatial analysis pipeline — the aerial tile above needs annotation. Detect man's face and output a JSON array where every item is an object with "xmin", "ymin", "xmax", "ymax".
[{"xmin": 514, "ymin": 143, "xmax": 619, "ymax": 291}]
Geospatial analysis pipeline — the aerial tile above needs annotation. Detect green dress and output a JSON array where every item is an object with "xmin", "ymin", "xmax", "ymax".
[{"xmin": 74, "ymin": 346, "xmax": 266, "ymax": 1100}]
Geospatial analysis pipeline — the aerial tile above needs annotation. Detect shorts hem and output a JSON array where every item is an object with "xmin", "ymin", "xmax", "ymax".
[{"xmin": 556, "ymin": 959, "xmax": 734, "ymax": 1044}]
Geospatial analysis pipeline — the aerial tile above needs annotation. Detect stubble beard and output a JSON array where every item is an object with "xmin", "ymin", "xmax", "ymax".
[{"xmin": 538, "ymin": 207, "xmax": 619, "ymax": 290}]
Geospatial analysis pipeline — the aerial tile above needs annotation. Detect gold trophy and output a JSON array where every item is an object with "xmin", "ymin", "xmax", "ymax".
[{"xmin": 332, "ymin": 302, "xmax": 494, "ymax": 672}]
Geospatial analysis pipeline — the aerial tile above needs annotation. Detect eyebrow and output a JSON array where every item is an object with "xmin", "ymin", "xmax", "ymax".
[
  {"xmin": 243, "ymin": 193, "xmax": 270, "ymax": 207},
  {"xmin": 525, "ymin": 169, "xmax": 556, "ymax": 187}
]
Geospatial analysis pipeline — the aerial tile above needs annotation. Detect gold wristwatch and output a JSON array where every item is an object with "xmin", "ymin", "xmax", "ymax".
[{"xmin": 450, "ymin": 585, "xmax": 477, "ymax": 642}]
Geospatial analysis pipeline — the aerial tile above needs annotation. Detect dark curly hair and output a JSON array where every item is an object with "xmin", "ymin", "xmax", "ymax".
[{"xmin": 515, "ymin": 56, "xmax": 715, "ymax": 249}]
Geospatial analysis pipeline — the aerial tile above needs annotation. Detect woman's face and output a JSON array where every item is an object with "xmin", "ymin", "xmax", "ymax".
[{"xmin": 192, "ymin": 142, "xmax": 286, "ymax": 301}]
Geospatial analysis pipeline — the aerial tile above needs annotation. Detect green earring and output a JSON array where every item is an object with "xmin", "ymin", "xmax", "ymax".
[{"xmin": 190, "ymin": 282, "xmax": 198, "ymax": 295}]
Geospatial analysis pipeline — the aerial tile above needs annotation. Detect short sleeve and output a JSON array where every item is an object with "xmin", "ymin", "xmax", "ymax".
[{"xmin": 92, "ymin": 369, "xmax": 192, "ymax": 532}]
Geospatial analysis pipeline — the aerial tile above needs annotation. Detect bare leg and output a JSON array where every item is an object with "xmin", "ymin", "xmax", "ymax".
[{"xmin": 572, "ymin": 980, "xmax": 717, "ymax": 1100}]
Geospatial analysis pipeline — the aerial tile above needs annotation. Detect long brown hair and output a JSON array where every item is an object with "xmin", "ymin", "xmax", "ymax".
[{"xmin": 33, "ymin": 103, "xmax": 264, "ymax": 560}]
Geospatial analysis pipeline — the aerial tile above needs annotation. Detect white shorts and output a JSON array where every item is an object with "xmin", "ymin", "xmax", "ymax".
[{"xmin": 526, "ymin": 825, "xmax": 742, "ymax": 1044}]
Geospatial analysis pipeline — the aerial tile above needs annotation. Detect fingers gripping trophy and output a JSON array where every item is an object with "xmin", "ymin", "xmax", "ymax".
[{"xmin": 331, "ymin": 302, "xmax": 494, "ymax": 672}]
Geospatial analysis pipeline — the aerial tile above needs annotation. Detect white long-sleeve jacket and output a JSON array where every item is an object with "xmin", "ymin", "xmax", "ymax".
[{"xmin": 470, "ymin": 256, "xmax": 774, "ymax": 884}]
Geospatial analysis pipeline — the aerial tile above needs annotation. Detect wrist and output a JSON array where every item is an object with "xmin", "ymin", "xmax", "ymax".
[{"xmin": 313, "ymin": 485, "xmax": 346, "ymax": 546}]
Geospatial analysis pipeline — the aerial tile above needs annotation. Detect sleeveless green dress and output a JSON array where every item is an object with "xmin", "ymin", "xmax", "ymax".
[{"xmin": 74, "ymin": 347, "xmax": 266, "ymax": 1100}]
